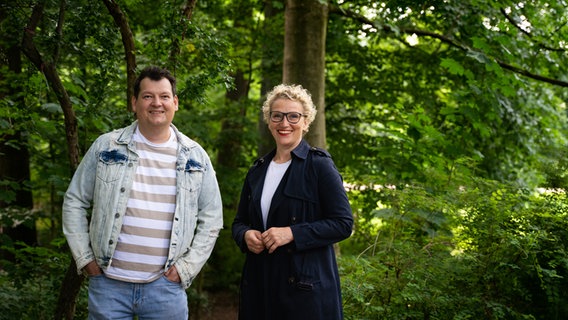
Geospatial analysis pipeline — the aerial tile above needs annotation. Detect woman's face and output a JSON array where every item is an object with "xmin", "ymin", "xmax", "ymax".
[{"xmin": 268, "ymin": 98, "xmax": 308, "ymax": 151}]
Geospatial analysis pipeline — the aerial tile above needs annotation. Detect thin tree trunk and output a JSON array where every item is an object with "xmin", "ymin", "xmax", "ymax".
[
  {"xmin": 102, "ymin": 0, "xmax": 137, "ymax": 110},
  {"xmin": 258, "ymin": 0, "xmax": 284, "ymax": 156},
  {"xmin": 169, "ymin": 0, "xmax": 198, "ymax": 72}
]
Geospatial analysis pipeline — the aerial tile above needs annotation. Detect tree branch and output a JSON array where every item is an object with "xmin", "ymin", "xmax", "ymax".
[
  {"xmin": 499, "ymin": 8, "xmax": 566, "ymax": 53},
  {"xmin": 329, "ymin": 5, "xmax": 568, "ymax": 88},
  {"xmin": 101, "ymin": 0, "xmax": 137, "ymax": 108},
  {"xmin": 21, "ymin": 1, "xmax": 80, "ymax": 169}
]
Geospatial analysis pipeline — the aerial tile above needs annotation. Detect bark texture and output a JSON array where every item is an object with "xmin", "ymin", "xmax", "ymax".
[{"xmin": 283, "ymin": 0, "xmax": 328, "ymax": 148}]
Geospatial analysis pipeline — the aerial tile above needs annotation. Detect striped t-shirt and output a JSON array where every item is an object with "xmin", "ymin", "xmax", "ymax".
[{"xmin": 105, "ymin": 127, "xmax": 177, "ymax": 283}]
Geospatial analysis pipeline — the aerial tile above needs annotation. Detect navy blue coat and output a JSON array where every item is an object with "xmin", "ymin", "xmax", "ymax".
[{"xmin": 232, "ymin": 140, "xmax": 353, "ymax": 320}]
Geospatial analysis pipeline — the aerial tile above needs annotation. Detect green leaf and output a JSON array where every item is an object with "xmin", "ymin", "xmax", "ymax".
[{"xmin": 440, "ymin": 58, "xmax": 465, "ymax": 76}]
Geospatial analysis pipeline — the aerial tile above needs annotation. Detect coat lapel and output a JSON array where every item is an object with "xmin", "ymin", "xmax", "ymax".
[
  {"xmin": 265, "ymin": 170, "xmax": 290, "ymax": 227},
  {"xmin": 248, "ymin": 152, "xmax": 273, "ymax": 230}
]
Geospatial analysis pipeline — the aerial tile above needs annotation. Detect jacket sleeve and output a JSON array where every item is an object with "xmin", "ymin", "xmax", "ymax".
[
  {"xmin": 175, "ymin": 151, "xmax": 224, "ymax": 289},
  {"xmin": 62, "ymin": 140, "xmax": 99, "ymax": 274},
  {"xmin": 290, "ymin": 156, "xmax": 353, "ymax": 251}
]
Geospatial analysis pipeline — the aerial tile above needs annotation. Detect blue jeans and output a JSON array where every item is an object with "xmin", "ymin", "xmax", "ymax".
[{"xmin": 88, "ymin": 274, "xmax": 188, "ymax": 319}]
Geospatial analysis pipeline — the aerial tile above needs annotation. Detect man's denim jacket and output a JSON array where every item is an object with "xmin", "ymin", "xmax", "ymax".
[{"xmin": 62, "ymin": 121, "xmax": 223, "ymax": 289}]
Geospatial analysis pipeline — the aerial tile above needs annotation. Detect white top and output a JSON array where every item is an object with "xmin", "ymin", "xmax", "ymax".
[{"xmin": 260, "ymin": 159, "xmax": 292, "ymax": 229}]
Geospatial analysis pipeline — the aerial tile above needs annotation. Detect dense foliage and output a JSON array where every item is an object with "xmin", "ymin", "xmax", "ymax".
[
  {"xmin": 1, "ymin": 0, "xmax": 567, "ymax": 319},
  {"xmin": 340, "ymin": 182, "xmax": 568, "ymax": 319}
]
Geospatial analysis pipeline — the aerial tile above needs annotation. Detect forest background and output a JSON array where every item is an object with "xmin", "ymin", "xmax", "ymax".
[{"xmin": 1, "ymin": 0, "xmax": 568, "ymax": 319}]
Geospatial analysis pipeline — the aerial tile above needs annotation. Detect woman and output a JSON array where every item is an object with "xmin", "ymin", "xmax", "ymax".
[{"xmin": 232, "ymin": 84, "xmax": 353, "ymax": 320}]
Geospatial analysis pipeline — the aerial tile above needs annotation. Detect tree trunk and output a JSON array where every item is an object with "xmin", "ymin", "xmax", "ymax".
[
  {"xmin": 218, "ymin": 70, "xmax": 249, "ymax": 170},
  {"xmin": 258, "ymin": 0, "xmax": 284, "ymax": 156},
  {"xmin": 0, "ymin": 10, "xmax": 37, "ymax": 261},
  {"xmin": 169, "ymin": 0, "xmax": 198, "ymax": 72},
  {"xmin": 283, "ymin": 0, "xmax": 328, "ymax": 148}
]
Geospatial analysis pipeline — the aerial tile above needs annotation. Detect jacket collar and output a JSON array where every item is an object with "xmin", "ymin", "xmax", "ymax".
[
  {"xmin": 116, "ymin": 121, "xmax": 138, "ymax": 144},
  {"xmin": 290, "ymin": 139, "xmax": 310, "ymax": 160},
  {"xmin": 256, "ymin": 139, "xmax": 311, "ymax": 167}
]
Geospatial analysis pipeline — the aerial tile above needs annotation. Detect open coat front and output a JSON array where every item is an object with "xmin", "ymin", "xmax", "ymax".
[{"xmin": 232, "ymin": 140, "xmax": 353, "ymax": 320}]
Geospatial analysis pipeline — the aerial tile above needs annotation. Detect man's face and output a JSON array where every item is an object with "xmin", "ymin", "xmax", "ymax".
[{"xmin": 131, "ymin": 77, "xmax": 178, "ymax": 132}]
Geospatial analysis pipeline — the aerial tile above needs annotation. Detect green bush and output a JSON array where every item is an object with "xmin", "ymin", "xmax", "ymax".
[
  {"xmin": 341, "ymin": 181, "xmax": 568, "ymax": 319},
  {"xmin": 0, "ymin": 240, "xmax": 88, "ymax": 320}
]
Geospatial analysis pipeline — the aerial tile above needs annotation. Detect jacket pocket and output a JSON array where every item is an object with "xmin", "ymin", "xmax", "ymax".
[
  {"xmin": 96, "ymin": 150, "xmax": 128, "ymax": 183},
  {"xmin": 178, "ymin": 158, "xmax": 204, "ymax": 192},
  {"xmin": 290, "ymin": 251, "xmax": 321, "ymax": 291}
]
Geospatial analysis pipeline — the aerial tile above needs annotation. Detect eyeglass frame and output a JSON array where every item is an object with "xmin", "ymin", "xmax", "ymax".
[{"xmin": 269, "ymin": 111, "xmax": 307, "ymax": 124}]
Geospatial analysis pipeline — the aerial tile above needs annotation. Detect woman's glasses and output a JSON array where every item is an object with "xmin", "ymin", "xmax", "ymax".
[{"xmin": 269, "ymin": 111, "xmax": 306, "ymax": 124}]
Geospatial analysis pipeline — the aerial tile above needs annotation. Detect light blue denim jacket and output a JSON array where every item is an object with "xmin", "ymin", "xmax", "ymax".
[{"xmin": 62, "ymin": 121, "xmax": 223, "ymax": 289}]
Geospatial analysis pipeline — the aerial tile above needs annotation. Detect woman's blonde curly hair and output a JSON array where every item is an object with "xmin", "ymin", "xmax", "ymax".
[{"xmin": 261, "ymin": 84, "xmax": 317, "ymax": 133}]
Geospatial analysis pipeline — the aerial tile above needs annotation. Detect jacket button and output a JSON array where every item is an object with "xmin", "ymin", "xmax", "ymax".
[
  {"xmin": 109, "ymin": 240, "xmax": 113, "ymax": 245},
  {"xmin": 115, "ymin": 213, "xmax": 120, "ymax": 218},
  {"xmin": 288, "ymin": 277, "xmax": 295, "ymax": 284},
  {"xmin": 120, "ymin": 187, "xmax": 125, "ymax": 192}
]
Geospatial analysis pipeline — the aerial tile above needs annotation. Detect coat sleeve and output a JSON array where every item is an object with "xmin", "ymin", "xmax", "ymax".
[
  {"xmin": 290, "ymin": 156, "xmax": 353, "ymax": 251},
  {"xmin": 232, "ymin": 173, "xmax": 253, "ymax": 253}
]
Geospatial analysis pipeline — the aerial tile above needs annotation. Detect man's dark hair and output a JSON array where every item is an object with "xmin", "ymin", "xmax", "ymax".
[{"xmin": 133, "ymin": 66, "xmax": 177, "ymax": 98}]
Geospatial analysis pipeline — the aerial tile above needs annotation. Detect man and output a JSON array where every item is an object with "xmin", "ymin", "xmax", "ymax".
[{"xmin": 62, "ymin": 66, "xmax": 223, "ymax": 319}]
